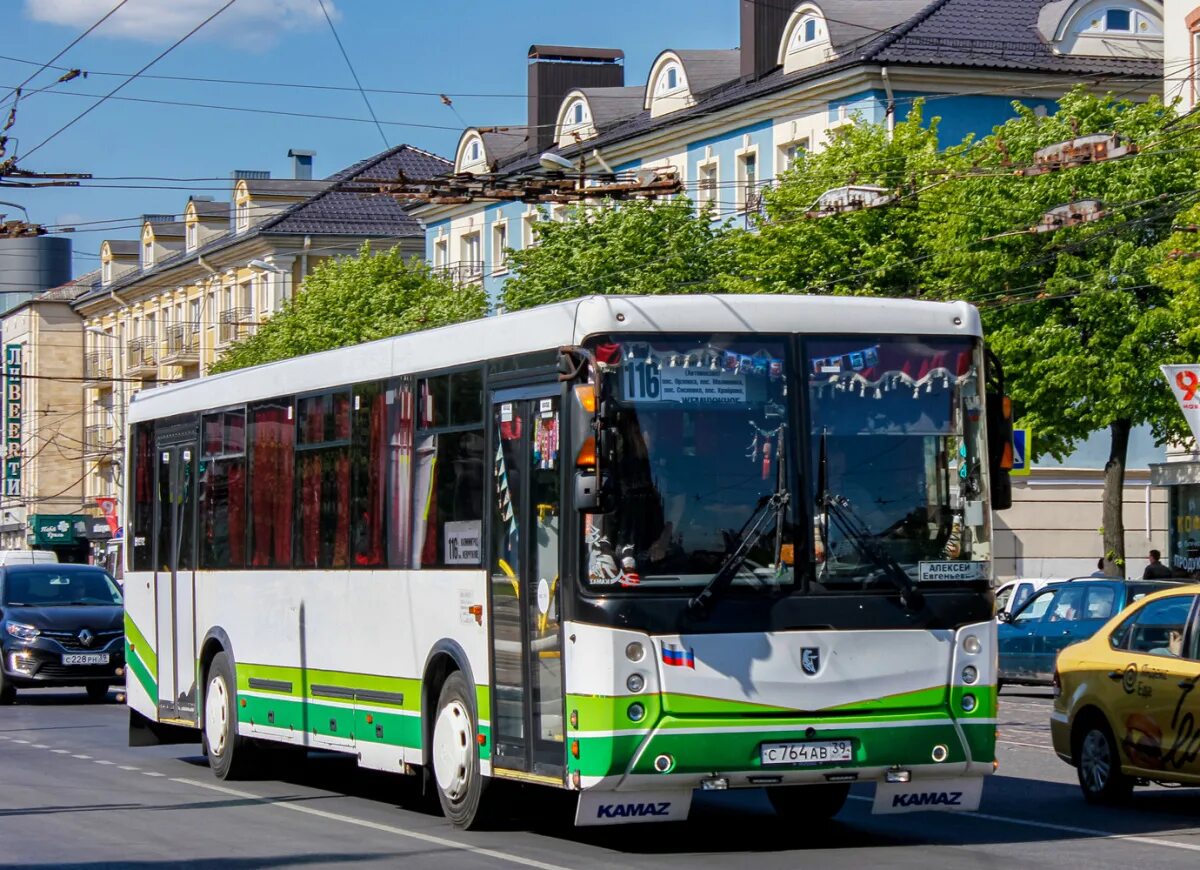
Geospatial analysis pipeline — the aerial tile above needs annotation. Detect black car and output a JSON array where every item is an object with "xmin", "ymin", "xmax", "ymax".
[{"xmin": 0, "ymin": 564, "xmax": 125, "ymax": 703}]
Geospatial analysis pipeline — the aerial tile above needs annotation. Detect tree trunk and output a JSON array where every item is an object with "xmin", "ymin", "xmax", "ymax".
[{"xmin": 1102, "ymin": 418, "xmax": 1132, "ymax": 577}]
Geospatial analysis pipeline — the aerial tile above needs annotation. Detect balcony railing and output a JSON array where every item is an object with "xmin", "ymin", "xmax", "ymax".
[
  {"xmin": 84, "ymin": 351, "xmax": 113, "ymax": 383},
  {"xmin": 126, "ymin": 336, "xmax": 158, "ymax": 376},
  {"xmin": 218, "ymin": 307, "xmax": 254, "ymax": 345},
  {"xmin": 433, "ymin": 260, "xmax": 485, "ymax": 284},
  {"xmin": 162, "ymin": 322, "xmax": 201, "ymax": 363},
  {"xmin": 85, "ymin": 424, "xmax": 116, "ymax": 457},
  {"xmin": 743, "ymin": 180, "xmax": 774, "ymax": 227}
]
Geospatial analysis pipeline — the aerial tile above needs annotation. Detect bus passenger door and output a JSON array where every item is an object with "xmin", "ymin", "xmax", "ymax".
[
  {"xmin": 489, "ymin": 391, "xmax": 565, "ymax": 780},
  {"xmin": 154, "ymin": 440, "xmax": 198, "ymax": 724}
]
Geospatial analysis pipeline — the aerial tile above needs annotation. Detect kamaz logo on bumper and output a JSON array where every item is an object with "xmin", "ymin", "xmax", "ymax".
[
  {"xmin": 892, "ymin": 790, "xmax": 963, "ymax": 808},
  {"xmin": 596, "ymin": 801, "xmax": 672, "ymax": 819}
]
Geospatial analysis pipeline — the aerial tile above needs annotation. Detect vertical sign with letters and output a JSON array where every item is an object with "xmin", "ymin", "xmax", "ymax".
[{"xmin": 4, "ymin": 343, "xmax": 21, "ymax": 497}]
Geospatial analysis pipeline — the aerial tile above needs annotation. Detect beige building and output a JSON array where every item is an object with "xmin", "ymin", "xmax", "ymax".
[
  {"xmin": 75, "ymin": 145, "xmax": 451, "ymax": 550},
  {"xmin": 0, "ymin": 273, "xmax": 110, "ymax": 562}
]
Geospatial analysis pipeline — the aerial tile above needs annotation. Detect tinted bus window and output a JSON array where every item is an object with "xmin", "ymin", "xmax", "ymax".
[
  {"xmin": 295, "ymin": 391, "xmax": 351, "ymax": 569},
  {"xmin": 248, "ymin": 400, "xmax": 294, "ymax": 568},
  {"xmin": 351, "ymin": 383, "xmax": 386, "ymax": 568},
  {"xmin": 199, "ymin": 409, "xmax": 247, "ymax": 569},
  {"xmin": 131, "ymin": 422, "xmax": 155, "ymax": 571}
]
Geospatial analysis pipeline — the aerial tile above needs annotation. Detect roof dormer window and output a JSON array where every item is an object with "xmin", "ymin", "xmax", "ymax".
[
  {"xmin": 780, "ymin": 5, "xmax": 832, "ymax": 73},
  {"xmin": 657, "ymin": 64, "xmax": 681, "ymax": 94},
  {"xmin": 186, "ymin": 221, "xmax": 197, "ymax": 252},
  {"xmin": 469, "ymin": 140, "xmax": 480, "ymax": 162},
  {"xmin": 572, "ymin": 102, "xmax": 584, "ymax": 124},
  {"xmin": 102, "ymin": 258, "xmax": 112, "ymax": 285},
  {"xmin": 236, "ymin": 199, "xmax": 249, "ymax": 232},
  {"xmin": 142, "ymin": 237, "xmax": 154, "ymax": 269},
  {"xmin": 1103, "ymin": 8, "xmax": 1131, "ymax": 31}
]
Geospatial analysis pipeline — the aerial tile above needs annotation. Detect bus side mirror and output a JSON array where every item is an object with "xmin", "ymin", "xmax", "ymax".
[
  {"xmin": 566, "ymin": 380, "xmax": 614, "ymax": 514},
  {"xmin": 984, "ymin": 349, "xmax": 1013, "ymax": 511}
]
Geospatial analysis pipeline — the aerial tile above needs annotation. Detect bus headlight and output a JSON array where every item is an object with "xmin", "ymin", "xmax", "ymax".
[
  {"xmin": 625, "ymin": 642, "xmax": 645, "ymax": 662},
  {"xmin": 962, "ymin": 635, "xmax": 981, "ymax": 655},
  {"xmin": 961, "ymin": 694, "xmax": 977, "ymax": 713},
  {"xmin": 626, "ymin": 673, "xmax": 645, "ymax": 693},
  {"xmin": 962, "ymin": 665, "xmax": 978, "ymax": 685},
  {"xmin": 628, "ymin": 703, "xmax": 646, "ymax": 722}
]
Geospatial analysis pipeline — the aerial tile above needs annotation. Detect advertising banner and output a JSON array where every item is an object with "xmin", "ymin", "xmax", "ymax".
[{"xmin": 1162, "ymin": 365, "xmax": 1200, "ymax": 443}]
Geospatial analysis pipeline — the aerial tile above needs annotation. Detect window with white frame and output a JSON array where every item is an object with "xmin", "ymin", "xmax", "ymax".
[
  {"xmin": 186, "ymin": 221, "xmax": 198, "ymax": 251},
  {"xmin": 236, "ymin": 199, "xmax": 250, "ymax": 232},
  {"xmin": 434, "ymin": 237, "xmax": 448, "ymax": 269},
  {"xmin": 697, "ymin": 160, "xmax": 718, "ymax": 209},
  {"xmin": 492, "ymin": 221, "xmax": 509, "ymax": 274},
  {"xmin": 1103, "ymin": 7, "xmax": 1131, "ymax": 31},
  {"xmin": 522, "ymin": 211, "xmax": 539, "ymax": 249},
  {"xmin": 469, "ymin": 140, "xmax": 481, "ymax": 162},
  {"xmin": 143, "ymin": 238, "xmax": 154, "ymax": 268},
  {"xmin": 780, "ymin": 138, "xmax": 809, "ymax": 172},
  {"xmin": 656, "ymin": 64, "xmax": 681, "ymax": 94},
  {"xmin": 790, "ymin": 15, "xmax": 823, "ymax": 49},
  {"xmin": 102, "ymin": 259, "xmax": 112, "ymax": 284},
  {"xmin": 461, "ymin": 232, "xmax": 481, "ymax": 273},
  {"xmin": 737, "ymin": 150, "xmax": 758, "ymax": 212}
]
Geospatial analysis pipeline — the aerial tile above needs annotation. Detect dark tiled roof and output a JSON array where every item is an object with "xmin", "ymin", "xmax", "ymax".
[
  {"xmin": 147, "ymin": 221, "xmax": 186, "ymax": 237},
  {"xmin": 103, "ymin": 240, "xmax": 139, "ymax": 256},
  {"xmin": 578, "ymin": 86, "xmax": 645, "ymax": 131},
  {"xmin": 482, "ymin": 127, "xmax": 534, "ymax": 169},
  {"xmin": 268, "ymin": 144, "xmax": 451, "ymax": 235},
  {"xmin": 75, "ymin": 143, "xmax": 451, "ymax": 307},
  {"xmin": 243, "ymin": 179, "xmax": 330, "ymax": 197},
  {"xmin": 36, "ymin": 269, "xmax": 100, "ymax": 302},
  {"xmin": 482, "ymin": 0, "xmax": 1161, "ymax": 177},
  {"xmin": 872, "ymin": 0, "xmax": 1163, "ymax": 75},
  {"xmin": 673, "ymin": 49, "xmax": 742, "ymax": 94},
  {"xmin": 191, "ymin": 199, "xmax": 230, "ymax": 218}
]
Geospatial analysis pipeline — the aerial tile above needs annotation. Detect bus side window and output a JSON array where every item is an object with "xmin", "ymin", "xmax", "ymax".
[
  {"xmin": 131, "ymin": 422, "xmax": 155, "ymax": 572},
  {"xmin": 247, "ymin": 399, "xmax": 295, "ymax": 569}
]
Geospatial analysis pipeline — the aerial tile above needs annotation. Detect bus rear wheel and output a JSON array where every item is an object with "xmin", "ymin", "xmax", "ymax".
[
  {"xmin": 203, "ymin": 652, "xmax": 259, "ymax": 780},
  {"xmin": 767, "ymin": 783, "xmax": 850, "ymax": 820},
  {"xmin": 431, "ymin": 671, "xmax": 491, "ymax": 829}
]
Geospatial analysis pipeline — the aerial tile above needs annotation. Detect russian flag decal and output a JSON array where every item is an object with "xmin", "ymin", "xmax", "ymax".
[{"xmin": 661, "ymin": 643, "xmax": 695, "ymax": 669}]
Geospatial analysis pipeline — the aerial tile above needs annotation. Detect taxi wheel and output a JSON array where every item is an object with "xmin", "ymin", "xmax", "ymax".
[
  {"xmin": 1075, "ymin": 717, "xmax": 1132, "ymax": 804},
  {"xmin": 767, "ymin": 783, "xmax": 850, "ymax": 819},
  {"xmin": 431, "ymin": 671, "xmax": 491, "ymax": 829}
]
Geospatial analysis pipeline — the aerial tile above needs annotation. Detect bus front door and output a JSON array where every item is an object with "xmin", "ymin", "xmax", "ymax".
[
  {"xmin": 154, "ymin": 440, "xmax": 197, "ymax": 724},
  {"xmin": 489, "ymin": 391, "xmax": 564, "ymax": 781}
]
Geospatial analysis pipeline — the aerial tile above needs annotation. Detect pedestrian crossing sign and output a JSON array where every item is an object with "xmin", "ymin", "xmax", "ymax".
[{"xmin": 1011, "ymin": 428, "xmax": 1031, "ymax": 476}]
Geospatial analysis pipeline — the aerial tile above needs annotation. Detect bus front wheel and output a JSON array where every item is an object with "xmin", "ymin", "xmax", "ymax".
[
  {"xmin": 431, "ymin": 671, "xmax": 491, "ymax": 829},
  {"xmin": 203, "ymin": 652, "xmax": 258, "ymax": 780},
  {"xmin": 767, "ymin": 783, "xmax": 850, "ymax": 820}
]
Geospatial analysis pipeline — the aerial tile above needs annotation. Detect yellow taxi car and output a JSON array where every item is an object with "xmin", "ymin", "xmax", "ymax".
[{"xmin": 1050, "ymin": 585, "xmax": 1200, "ymax": 803}]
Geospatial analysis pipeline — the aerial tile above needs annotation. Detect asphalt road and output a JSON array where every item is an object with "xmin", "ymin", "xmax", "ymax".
[{"xmin": 1, "ymin": 687, "xmax": 1199, "ymax": 869}]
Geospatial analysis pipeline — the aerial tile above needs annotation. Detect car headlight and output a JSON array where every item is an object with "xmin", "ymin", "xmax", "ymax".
[{"xmin": 5, "ymin": 622, "xmax": 40, "ymax": 642}]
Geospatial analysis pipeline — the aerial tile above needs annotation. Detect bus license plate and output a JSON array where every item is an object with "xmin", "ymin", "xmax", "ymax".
[
  {"xmin": 63, "ymin": 654, "xmax": 109, "ymax": 665},
  {"xmin": 760, "ymin": 740, "xmax": 853, "ymax": 765}
]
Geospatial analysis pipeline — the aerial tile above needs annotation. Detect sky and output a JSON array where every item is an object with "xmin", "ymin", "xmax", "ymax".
[{"xmin": 1, "ymin": 0, "xmax": 737, "ymax": 277}]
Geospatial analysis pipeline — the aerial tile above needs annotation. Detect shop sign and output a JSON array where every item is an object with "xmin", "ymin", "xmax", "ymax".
[
  {"xmin": 1163, "ymin": 365, "xmax": 1200, "ymax": 443},
  {"xmin": 29, "ymin": 514, "xmax": 86, "ymax": 546},
  {"xmin": 4, "ymin": 344, "xmax": 21, "ymax": 497}
]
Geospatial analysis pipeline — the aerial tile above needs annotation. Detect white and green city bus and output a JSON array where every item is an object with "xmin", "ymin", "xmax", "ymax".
[{"xmin": 123, "ymin": 294, "xmax": 1011, "ymax": 828}]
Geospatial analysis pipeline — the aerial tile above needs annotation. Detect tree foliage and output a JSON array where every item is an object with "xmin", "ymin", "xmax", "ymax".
[
  {"xmin": 210, "ymin": 244, "xmax": 487, "ymax": 374},
  {"xmin": 500, "ymin": 198, "xmax": 736, "ymax": 311}
]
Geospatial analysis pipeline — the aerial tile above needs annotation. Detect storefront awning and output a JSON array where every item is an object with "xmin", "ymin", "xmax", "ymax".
[{"xmin": 28, "ymin": 514, "xmax": 89, "ymax": 546}]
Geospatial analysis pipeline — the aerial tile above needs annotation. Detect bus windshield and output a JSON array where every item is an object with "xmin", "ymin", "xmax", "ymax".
[
  {"xmin": 584, "ymin": 335, "xmax": 795, "ymax": 591},
  {"xmin": 582, "ymin": 333, "xmax": 989, "ymax": 595},
  {"xmin": 809, "ymin": 336, "xmax": 990, "ymax": 590}
]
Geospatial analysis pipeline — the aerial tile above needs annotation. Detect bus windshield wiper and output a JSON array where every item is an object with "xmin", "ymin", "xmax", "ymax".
[
  {"xmin": 817, "ymin": 429, "xmax": 922, "ymax": 611},
  {"xmin": 688, "ymin": 490, "xmax": 790, "ymax": 615}
]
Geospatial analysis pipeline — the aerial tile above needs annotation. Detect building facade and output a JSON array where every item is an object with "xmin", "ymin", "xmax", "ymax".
[
  {"xmin": 419, "ymin": 0, "xmax": 1163, "ymax": 309},
  {"xmin": 1164, "ymin": 0, "xmax": 1198, "ymax": 112},
  {"xmin": 0, "ymin": 273, "xmax": 109, "ymax": 562},
  {"xmin": 74, "ymin": 145, "xmax": 450, "ymax": 562}
]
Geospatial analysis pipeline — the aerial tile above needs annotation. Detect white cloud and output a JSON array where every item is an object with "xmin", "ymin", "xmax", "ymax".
[{"xmin": 25, "ymin": 0, "xmax": 336, "ymax": 47}]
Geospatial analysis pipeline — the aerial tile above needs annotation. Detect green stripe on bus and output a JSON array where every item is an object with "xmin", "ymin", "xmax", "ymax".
[
  {"xmin": 125, "ymin": 639, "xmax": 157, "ymax": 701},
  {"xmin": 124, "ymin": 614, "xmax": 157, "ymax": 676},
  {"xmin": 237, "ymin": 662, "xmax": 421, "ymax": 711}
]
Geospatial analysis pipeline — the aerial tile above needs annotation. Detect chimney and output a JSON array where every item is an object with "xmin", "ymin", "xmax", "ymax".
[
  {"xmin": 142, "ymin": 214, "xmax": 174, "ymax": 224},
  {"xmin": 231, "ymin": 169, "xmax": 271, "ymax": 180},
  {"xmin": 740, "ymin": 0, "xmax": 790, "ymax": 81},
  {"xmin": 288, "ymin": 148, "xmax": 316, "ymax": 180},
  {"xmin": 527, "ymin": 45, "xmax": 624, "ymax": 155}
]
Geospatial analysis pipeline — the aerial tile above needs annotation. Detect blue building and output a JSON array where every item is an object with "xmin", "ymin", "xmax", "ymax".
[{"xmin": 418, "ymin": 0, "xmax": 1163, "ymax": 308}]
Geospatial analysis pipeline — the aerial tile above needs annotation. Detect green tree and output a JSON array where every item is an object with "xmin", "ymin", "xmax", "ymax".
[
  {"xmin": 500, "ymin": 198, "xmax": 735, "ymax": 311},
  {"xmin": 210, "ymin": 244, "xmax": 487, "ymax": 374},
  {"xmin": 923, "ymin": 89, "xmax": 1200, "ymax": 573},
  {"xmin": 721, "ymin": 104, "xmax": 958, "ymax": 297}
]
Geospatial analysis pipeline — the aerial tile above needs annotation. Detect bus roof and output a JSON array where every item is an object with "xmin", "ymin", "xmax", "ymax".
[{"xmin": 129, "ymin": 294, "xmax": 981, "ymax": 422}]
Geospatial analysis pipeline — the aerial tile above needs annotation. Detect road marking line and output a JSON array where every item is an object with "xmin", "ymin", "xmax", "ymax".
[
  {"xmin": 172, "ymin": 777, "xmax": 564, "ymax": 869},
  {"xmin": 94, "ymin": 760, "xmax": 115, "ymax": 765},
  {"xmin": 71, "ymin": 754, "xmax": 91, "ymax": 759},
  {"xmin": 31, "ymin": 744, "xmax": 49, "ymax": 749},
  {"xmin": 998, "ymin": 740, "xmax": 1054, "ymax": 750},
  {"xmin": 51, "ymin": 749, "xmax": 70, "ymax": 754},
  {"xmin": 848, "ymin": 796, "xmax": 1200, "ymax": 853},
  {"xmin": 12, "ymin": 739, "xmax": 30, "ymax": 744},
  {"xmin": 118, "ymin": 765, "xmax": 139, "ymax": 771},
  {"xmin": 141, "ymin": 772, "xmax": 165, "ymax": 777}
]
